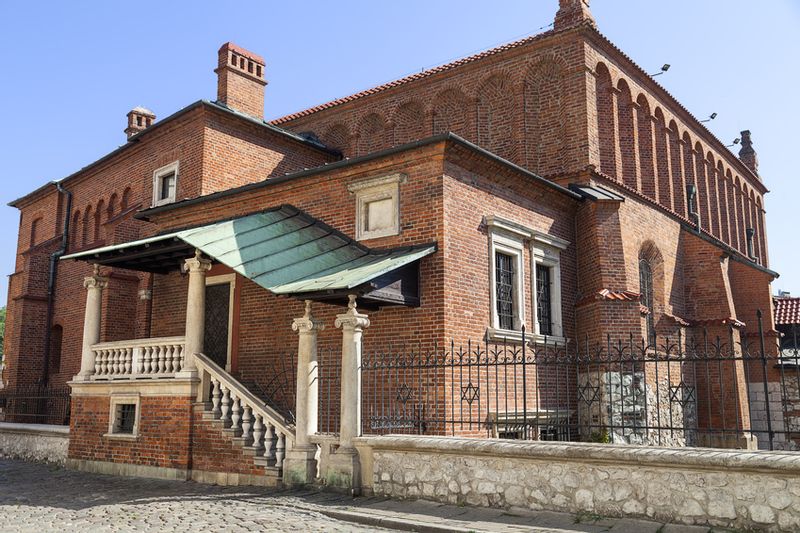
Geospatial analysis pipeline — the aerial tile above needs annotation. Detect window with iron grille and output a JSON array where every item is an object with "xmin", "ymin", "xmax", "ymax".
[
  {"xmin": 113, "ymin": 403, "xmax": 137, "ymax": 434},
  {"xmin": 495, "ymin": 251, "xmax": 516, "ymax": 330},
  {"xmin": 536, "ymin": 264, "xmax": 553, "ymax": 336},
  {"xmin": 639, "ymin": 258, "xmax": 655, "ymax": 345}
]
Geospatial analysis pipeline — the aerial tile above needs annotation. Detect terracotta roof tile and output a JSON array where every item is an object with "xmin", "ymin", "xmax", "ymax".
[{"xmin": 775, "ymin": 297, "xmax": 800, "ymax": 325}]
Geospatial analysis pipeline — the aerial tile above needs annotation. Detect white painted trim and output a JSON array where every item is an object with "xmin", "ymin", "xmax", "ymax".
[
  {"xmin": 206, "ymin": 274, "xmax": 236, "ymax": 372},
  {"xmin": 488, "ymin": 229, "xmax": 526, "ymax": 333},
  {"xmin": 349, "ymin": 173, "xmax": 405, "ymax": 241},
  {"xmin": 151, "ymin": 160, "xmax": 179, "ymax": 207},
  {"xmin": 531, "ymin": 243, "xmax": 563, "ymax": 338}
]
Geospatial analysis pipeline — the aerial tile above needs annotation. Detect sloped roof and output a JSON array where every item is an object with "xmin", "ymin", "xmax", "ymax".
[
  {"xmin": 62, "ymin": 205, "xmax": 435, "ymax": 297},
  {"xmin": 776, "ymin": 297, "xmax": 800, "ymax": 326}
]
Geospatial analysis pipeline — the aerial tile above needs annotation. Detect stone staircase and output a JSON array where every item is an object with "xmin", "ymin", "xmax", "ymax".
[{"xmin": 194, "ymin": 352, "xmax": 296, "ymax": 482}]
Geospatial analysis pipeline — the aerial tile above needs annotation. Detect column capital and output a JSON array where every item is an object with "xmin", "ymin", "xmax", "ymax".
[
  {"xmin": 184, "ymin": 250, "xmax": 212, "ymax": 274},
  {"xmin": 292, "ymin": 300, "xmax": 325, "ymax": 334},
  {"xmin": 84, "ymin": 265, "xmax": 108, "ymax": 290},
  {"xmin": 335, "ymin": 295, "xmax": 370, "ymax": 330}
]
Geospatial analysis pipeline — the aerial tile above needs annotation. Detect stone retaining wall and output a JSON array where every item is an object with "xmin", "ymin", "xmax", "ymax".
[
  {"xmin": 0, "ymin": 422, "xmax": 69, "ymax": 465},
  {"xmin": 356, "ymin": 435, "xmax": 800, "ymax": 531}
]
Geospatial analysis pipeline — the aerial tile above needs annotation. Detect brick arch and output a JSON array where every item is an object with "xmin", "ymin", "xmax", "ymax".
[
  {"xmin": 321, "ymin": 123, "xmax": 350, "ymax": 155},
  {"xmin": 635, "ymin": 94, "xmax": 656, "ymax": 201},
  {"xmin": 756, "ymin": 196, "xmax": 766, "ymax": 265},
  {"xmin": 71, "ymin": 209, "xmax": 81, "ymax": 249},
  {"xmin": 107, "ymin": 193, "xmax": 118, "ymax": 220},
  {"xmin": 392, "ymin": 100, "xmax": 426, "ymax": 146},
  {"xmin": 638, "ymin": 240, "xmax": 665, "ymax": 340},
  {"xmin": 724, "ymin": 167, "xmax": 738, "ymax": 250},
  {"xmin": 524, "ymin": 58, "xmax": 567, "ymax": 175},
  {"xmin": 615, "ymin": 79, "xmax": 638, "ymax": 190},
  {"xmin": 667, "ymin": 120, "xmax": 685, "ymax": 217},
  {"xmin": 476, "ymin": 72, "xmax": 516, "ymax": 160},
  {"xmin": 355, "ymin": 112, "xmax": 387, "ymax": 156},
  {"xmin": 746, "ymin": 187, "xmax": 756, "ymax": 257},
  {"xmin": 680, "ymin": 131, "xmax": 699, "ymax": 225},
  {"xmin": 94, "ymin": 199, "xmax": 105, "ymax": 243},
  {"xmin": 695, "ymin": 141, "xmax": 719, "ymax": 238},
  {"xmin": 653, "ymin": 107, "xmax": 672, "ymax": 210},
  {"xmin": 734, "ymin": 175, "xmax": 745, "ymax": 254},
  {"xmin": 121, "ymin": 187, "xmax": 132, "ymax": 211},
  {"xmin": 594, "ymin": 62, "xmax": 617, "ymax": 178},
  {"xmin": 432, "ymin": 87, "xmax": 470, "ymax": 138},
  {"xmin": 82, "ymin": 205, "xmax": 93, "ymax": 246}
]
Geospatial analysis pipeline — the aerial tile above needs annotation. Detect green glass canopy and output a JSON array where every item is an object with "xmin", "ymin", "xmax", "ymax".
[{"xmin": 63, "ymin": 205, "xmax": 435, "ymax": 305}]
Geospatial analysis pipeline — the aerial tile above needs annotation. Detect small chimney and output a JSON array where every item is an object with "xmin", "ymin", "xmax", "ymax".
[
  {"xmin": 738, "ymin": 130, "xmax": 759, "ymax": 176},
  {"xmin": 125, "ymin": 107, "xmax": 156, "ymax": 140},
  {"xmin": 554, "ymin": 0, "xmax": 596, "ymax": 31},
  {"xmin": 215, "ymin": 42, "xmax": 267, "ymax": 120}
]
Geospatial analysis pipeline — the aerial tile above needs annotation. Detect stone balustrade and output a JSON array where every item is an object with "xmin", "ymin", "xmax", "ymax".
[
  {"xmin": 90, "ymin": 337, "xmax": 186, "ymax": 380},
  {"xmin": 194, "ymin": 352, "xmax": 295, "ymax": 471}
]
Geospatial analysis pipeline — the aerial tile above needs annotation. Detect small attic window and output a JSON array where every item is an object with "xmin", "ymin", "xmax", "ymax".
[{"xmin": 152, "ymin": 161, "xmax": 179, "ymax": 207}]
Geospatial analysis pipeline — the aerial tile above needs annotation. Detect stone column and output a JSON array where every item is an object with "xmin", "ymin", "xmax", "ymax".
[
  {"xmin": 284, "ymin": 300, "xmax": 324, "ymax": 486},
  {"xmin": 76, "ymin": 265, "xmax": 108, "ymax": 381},
  {"xmin": 326, "ymin": 294, "xmax": 369, "ymax": 493},
  {"xmin": 181, "ymin": 250, "xmax": 212, "ymax": 375}
]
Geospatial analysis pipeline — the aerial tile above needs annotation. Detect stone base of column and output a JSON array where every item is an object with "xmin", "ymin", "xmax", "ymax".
[
  {"xmin": 323, "ymin": 448, "xmax": 361, "ymax": 495},
  {"xmin": 698, "ymin": 431, "xmax": 759, "ymax": 450},
  {"xmin": 283, "ymin": 446, "xmax": 318, "ymax": 487}
]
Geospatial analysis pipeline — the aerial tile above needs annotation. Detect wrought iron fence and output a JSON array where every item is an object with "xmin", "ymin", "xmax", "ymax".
[
  {"xmin": 0, "ymin": 385, "xmax": 71, "ymax": 425},
  {"xmin": 351, "ymin": 312, "xmax": 800, "ymax": 451}
]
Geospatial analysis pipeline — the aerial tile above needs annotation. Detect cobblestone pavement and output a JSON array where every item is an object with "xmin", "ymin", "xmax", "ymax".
[{"xmin": 0, "ymin": 459, "xmax": 395, "ymax": 533}]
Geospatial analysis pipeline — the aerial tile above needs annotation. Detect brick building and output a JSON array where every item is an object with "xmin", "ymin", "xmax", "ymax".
[{"xmin": 1, "ymin": 1, "xmax": 785, "ymax": 485}]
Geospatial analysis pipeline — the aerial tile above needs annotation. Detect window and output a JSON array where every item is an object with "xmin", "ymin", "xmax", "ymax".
[
  {"xmin": 152, "ymin": 161, "xmax": 179, "ymax": 206},
  {"xmin": 639, "ymin": 258, "xmax": 656, "ymax": 345},
  {"xmin": 536, "ymin": 264, "xmax": 552, "ymax": 336},
  {"xmin": 495, "ymin": 252, "xmax": 516, "ymax": 330},
  {"xmin": 532, "ymin": 240, "xmax": 565, "ymax": 340},
  {"xmin": 106, "ymin": 394, "xmax": 140, "ymax": 439},
  {"xmin": 348, "ymin": 173, "xmax": 405, "ymax": 240}
]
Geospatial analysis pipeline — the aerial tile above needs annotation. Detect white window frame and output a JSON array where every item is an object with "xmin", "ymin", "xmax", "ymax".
[
  {"xmin": 531, "ymin": 235, "xmax": 567, "ymax": 343},
  {"xmin": 347, "ymin": 173, "xmax": 406, "ymax": 241},
  {"xmin": 152, "ymin": 161, "xmax": 179, "ymax": 207},
  {"xmin": 486, "ymin": 217, "xmax": 528, "ymax": 343},
  {"xmin": 206, "ymin": 273, "xmax": 236, "ymax": 372},
  {"xmin": 105, "ymin": 393, "xmax": 141, "ymax": 440}
]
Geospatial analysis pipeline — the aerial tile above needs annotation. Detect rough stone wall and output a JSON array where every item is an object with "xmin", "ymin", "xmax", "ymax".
[
  {"xmin": 0, "ymin": 423, "xmax": 69, "ymax": 465},
  {"xmin": 365, "ymin": 436, "xmax": 800, "ymax": 531}
]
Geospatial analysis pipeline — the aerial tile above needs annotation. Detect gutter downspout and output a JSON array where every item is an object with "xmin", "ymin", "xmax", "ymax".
[{"xmin": 41, "ymin": 182, "xmax": 72, "ymax": 385}]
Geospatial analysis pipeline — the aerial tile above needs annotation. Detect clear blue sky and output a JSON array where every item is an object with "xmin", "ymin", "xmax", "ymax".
[{"xmin": 0, "ymin": 1, "xmax": 797, "ymax": 306}]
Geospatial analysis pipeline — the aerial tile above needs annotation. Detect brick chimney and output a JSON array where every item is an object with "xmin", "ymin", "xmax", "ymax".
[
  {"xmin": 738, "ymin": 130, "xmax": 759, "ymax": 176},
  {"xmin": 554, "ymin": 0, "xmax": 596, "ymax": 31},
  {"xmin": 125, "ymin": 107, "xmax": 156, "ymax": 140},
  {"xmin": 215, "ymin": 42, "xmax": 267, "ymax": 120}
]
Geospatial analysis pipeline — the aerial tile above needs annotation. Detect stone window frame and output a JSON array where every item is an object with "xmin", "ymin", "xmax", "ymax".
[
  {"xmin": 206, "ymin": 273, "xmax": 236, "ymax": 372},
  {"xmin": 347, "ymin": 173, "xmax": 406, "ymax": 241},
  {"xmin": 531, "ymin": 234, "xmax": 568, "ymax": 343},
  {"xmin": 152, "ymin": 161, "xmax": 179, "ymax": 207},
  {"xmin": 486, "ymin": 216, "xmax": 527, "ymax": 343},
  {"xmin": 105, "ymin": 393, "xmax": 141, "ymax": 440}
]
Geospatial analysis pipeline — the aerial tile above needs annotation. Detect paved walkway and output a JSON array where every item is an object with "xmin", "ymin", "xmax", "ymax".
[{"xmin": 0, "ymin": 459, "xmax": 719, "ymax": 532}]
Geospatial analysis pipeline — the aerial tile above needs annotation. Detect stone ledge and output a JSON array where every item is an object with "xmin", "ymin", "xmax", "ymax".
[
  {"xmin": 0, "ymin": 422, "xmax": 69, "ymax": 436},
  {"xmin": 69, "ymin": 378, "xmax": 199, "ymax": 396},
  {"xmin": 67, "ymin": 458, "xmax": 190, "ymax": 481},
  {"xmin": 357, "ymin": 435, "xmax": 800, "ymax": 475}
]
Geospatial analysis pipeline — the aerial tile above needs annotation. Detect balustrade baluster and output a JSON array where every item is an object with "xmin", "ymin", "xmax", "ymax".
[
  {"xmin": 231, "ymin": 395, "xmax": 241, "ymax": 430},
  {"xmin": 172, "ymin": 345, "xmax": 183, "ymax": 372},
  {"xmin": 157, "ymin": 346, "xmax": 167, "ymax": 374},
  {"xmin": 211, "ymin": 379, "xmax": 221, "ymax": 417},
  {"xmin": 241, "ymin": 406, "xmax": 252, "ymax": 443},
  {"xmin": 141, "ymin": 346, "xmax": 150, "ymax": 374},
  {"xmin": 276, "ymin": 432, "xmax": 285, "ymax": 465},
  {"xmin": 94, "ymin": 351, "xmax": 102, "ymax": 375},
  {"xmin": 164, "ymin": 345, "xmax": 173, "ymax": 373},
  {"xmin": 124, "ymin": 348, "xmax": 132, "ymax": 374},
  {"xmin": 111, "ymin": 349, "xmax": 119, "ymax": 375},
  {"xmin": 252, "ymin": 414, "xmax": 264, "ymax": 455},
  {"xmin": 133, "ymin": 347, "xmax": 143, "ymax": 375},
  {"xmin": 100, "ymin": 350, "xmax": 109, "ymax": 375},
  {"xmin": 220, "ymin": 386, "xmax": 231, "ymax": 426},
  {"xmin": 264, "ymin": 424, "xmax": 276, "ymax": 462}
]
